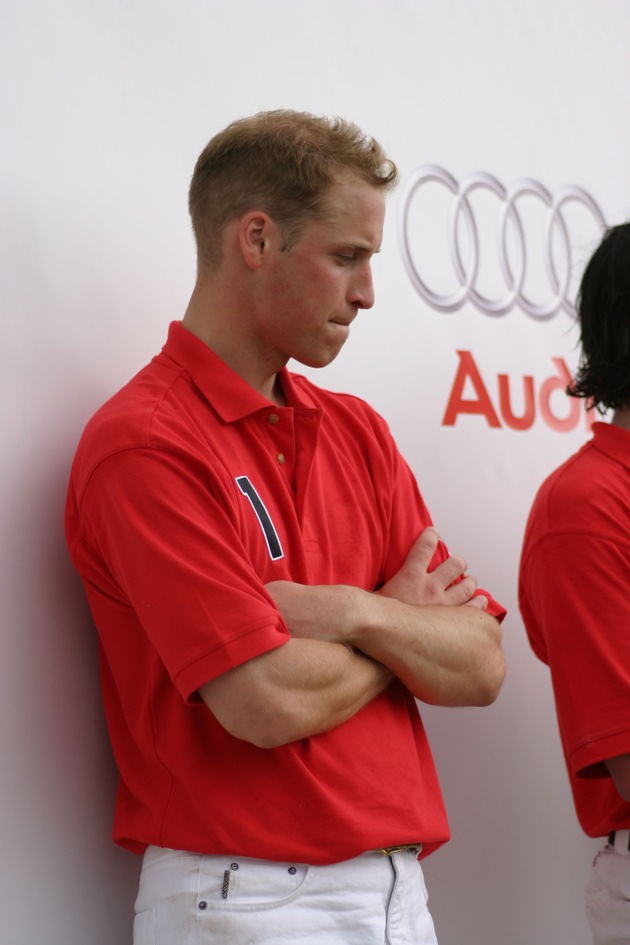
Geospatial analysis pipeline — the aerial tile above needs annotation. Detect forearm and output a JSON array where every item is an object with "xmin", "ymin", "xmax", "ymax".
[
  {"xmin": 199, "ymin": 637, "xmax": 392, "ymax": 749},
  {"xmin": 351, "ymin": 592, "xmax": 504, "ymax": 706},
  {"xmin": 268, "ymin": 582, "xmax": 505, "ymax": 707}
]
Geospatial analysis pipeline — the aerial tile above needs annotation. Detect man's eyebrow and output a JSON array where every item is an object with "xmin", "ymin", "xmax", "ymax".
[{"xmin": 338, "ymin": 242, "xmax": 381, "ymax": 254}]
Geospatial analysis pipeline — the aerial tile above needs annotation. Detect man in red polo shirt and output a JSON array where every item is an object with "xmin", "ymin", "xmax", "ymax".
[
  {"xmin": 65, "ymin": 110, "xmax": 506, "ymax": 944},
  {"xmin": 520, "ymin": 223, "xmax": 630, "ymax": 945}
]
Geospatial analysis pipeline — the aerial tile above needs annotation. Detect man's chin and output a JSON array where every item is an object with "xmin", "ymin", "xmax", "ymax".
[{"xmin": 294, "ymin": 346, "xmax": 345, "ymax": 370}]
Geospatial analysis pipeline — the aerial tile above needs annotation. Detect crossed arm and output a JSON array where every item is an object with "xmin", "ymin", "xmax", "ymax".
[{"xmin": 199, "ymin": 527, "xmax": 505, "ymax": 748}]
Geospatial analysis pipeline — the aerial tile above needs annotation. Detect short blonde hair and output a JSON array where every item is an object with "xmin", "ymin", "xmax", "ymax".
[{"xmin": 189, "ymin": 109, "xmax": 398, "ymax": 272}]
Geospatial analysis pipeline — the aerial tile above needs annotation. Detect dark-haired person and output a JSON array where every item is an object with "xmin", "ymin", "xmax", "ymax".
[
  {"xmin": 65, "ymin": 110, "xmax": 506, "ymax": 945},
  {"xmin": 520, "ymin": 222, "xmax": 630, "ymax": 945}
]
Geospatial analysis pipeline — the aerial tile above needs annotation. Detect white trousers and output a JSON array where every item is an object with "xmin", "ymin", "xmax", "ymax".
[
  {"xmin": 586, "ymin": 838, "xmax": 630, "ymax": 945},
  {"xmin": 133, "ymin": 845, "xmax": 439, "ymax": 944}
]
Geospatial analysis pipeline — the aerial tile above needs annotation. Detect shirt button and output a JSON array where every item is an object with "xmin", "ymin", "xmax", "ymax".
[
  {"xmin": 277, "ymin": 453, "xmax": 285, "ymax": 464},
  {"xmin": 267, "ymin": 413, "xmax": 280, "ymax": 424}
]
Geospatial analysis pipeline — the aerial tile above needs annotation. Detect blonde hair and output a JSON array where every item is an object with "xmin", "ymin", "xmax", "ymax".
[{"xmin": 189, "ymin": 109, "xmax": 397, "ymax": 272}]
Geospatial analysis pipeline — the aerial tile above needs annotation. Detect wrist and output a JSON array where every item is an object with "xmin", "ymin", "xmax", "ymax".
[{"xmin": 344, "ymin": 585, "xmax": 389, "ymax": 648}]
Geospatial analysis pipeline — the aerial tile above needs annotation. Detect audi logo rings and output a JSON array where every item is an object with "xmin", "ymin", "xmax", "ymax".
[{"xmin": 398, "ymin": 165, "xmax": 606, "ymax": 319}]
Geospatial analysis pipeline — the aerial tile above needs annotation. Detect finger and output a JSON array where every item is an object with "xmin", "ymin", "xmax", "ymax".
[
  {"xmin": 405, "ymin": 526, "xmax": 440, "ymax": 569},
  {"xmin": 431, "ymin": 553, "xmax": 468, "ymax": 588},
  {"xmin": 443, "ymin": 573, "xmax": 477, "ymax": 605},
  {"xmin": 464, "ymin": 594, "xmax": 488, "ymax": 611}
]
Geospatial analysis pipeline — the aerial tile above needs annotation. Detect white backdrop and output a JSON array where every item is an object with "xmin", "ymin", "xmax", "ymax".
[{"xmin": 3, "ymin": 2, "xmax": 630, "ymax": 943}]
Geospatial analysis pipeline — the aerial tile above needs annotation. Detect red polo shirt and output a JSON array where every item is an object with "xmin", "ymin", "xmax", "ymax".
[
  {"xmin": 66, "ymin": 321, "xmax": 505, "ymax": 863},
  {"xmin": 520, "ymin": 422, "xmax": 630, "ymax": 838}
]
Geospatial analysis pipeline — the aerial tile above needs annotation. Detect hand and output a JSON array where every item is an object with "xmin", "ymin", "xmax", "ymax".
[{"xmin": 378, "ymin": 527, "xmax": 486, "ymax": 610}]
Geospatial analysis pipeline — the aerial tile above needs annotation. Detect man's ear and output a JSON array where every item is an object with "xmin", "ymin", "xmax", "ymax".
[{"xmin": 238, "ymin": 212, "xmax": 278, "ymax": 270}]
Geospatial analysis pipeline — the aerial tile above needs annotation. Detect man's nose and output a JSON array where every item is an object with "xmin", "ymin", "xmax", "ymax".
[{"xmin": 349, "ymin": 265, "xmax": 375, "ymax": 310}]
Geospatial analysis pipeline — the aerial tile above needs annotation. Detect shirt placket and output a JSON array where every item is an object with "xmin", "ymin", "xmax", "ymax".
[{"xmin": 263, "ymin": 409, "xmax": 296, "ymax": 492}]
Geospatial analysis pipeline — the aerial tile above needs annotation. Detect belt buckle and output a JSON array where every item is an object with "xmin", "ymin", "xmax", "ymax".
[{"xmin": 379, "ymin": 844, "xmax": 421, "ymax": 856}]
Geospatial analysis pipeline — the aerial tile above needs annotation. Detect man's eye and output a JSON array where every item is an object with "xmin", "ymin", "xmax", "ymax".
[{"xmin": 336, "ymin": 253, "xmax": 356, "ymax": 263}]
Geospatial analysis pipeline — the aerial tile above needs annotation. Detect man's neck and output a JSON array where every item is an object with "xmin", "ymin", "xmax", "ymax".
[
  {"xmin": 271, "ymin": 374, "xmax": 288, "ymax": 407},
  {"xmin": 182, "ymin": 282, "xmax": 286, "ymax": 405}
]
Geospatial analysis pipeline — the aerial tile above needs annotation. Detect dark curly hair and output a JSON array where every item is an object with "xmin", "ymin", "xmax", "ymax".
[{"xmin": 568, "ymin": 222, "xmax": 630, "ymax": 413}]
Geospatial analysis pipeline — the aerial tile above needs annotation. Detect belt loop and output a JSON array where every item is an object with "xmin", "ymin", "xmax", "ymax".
[{"xmin": 608, "ymin": 830, "xmax": 630, "ymax": 853}]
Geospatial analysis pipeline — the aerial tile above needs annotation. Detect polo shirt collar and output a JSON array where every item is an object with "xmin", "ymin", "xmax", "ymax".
[
  {"xmin": 162, "ymin": 320, "xmax": 315, "ymax": 421},
  {"xmin": 592, "ymin": 421, "xmax": 630, "ymax": 470}
]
